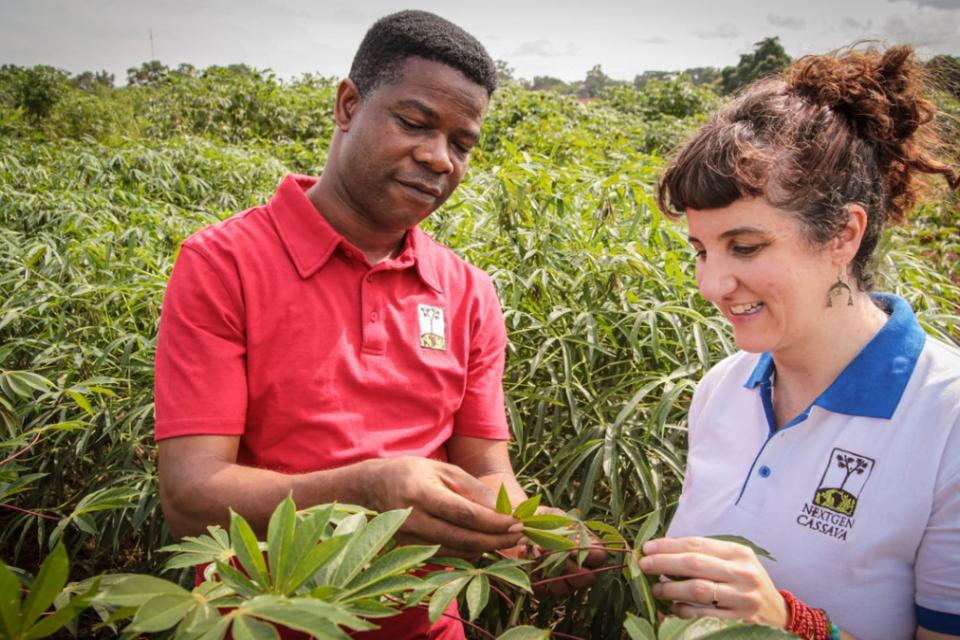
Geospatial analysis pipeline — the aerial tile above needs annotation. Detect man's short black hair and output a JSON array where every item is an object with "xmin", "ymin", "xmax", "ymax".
[{"xmin": 349, "ymin": 10, "xmax": 497, "ymax": 97}]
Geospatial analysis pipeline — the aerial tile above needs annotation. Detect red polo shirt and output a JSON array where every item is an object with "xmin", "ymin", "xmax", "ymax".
[{"xmin": 155, "ymin": 174, "xmax": 510, "ymax": 638}]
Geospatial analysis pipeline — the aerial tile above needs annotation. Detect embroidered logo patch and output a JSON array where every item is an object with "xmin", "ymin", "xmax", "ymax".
[
  {"xmin": 812, "ymin": 448, "xmax": 875, "ymax": 516},
  {"xmin": 418, "ymin": 304, "xmax": 446, "ymax": 351},
  {"xmin": 794, "ymin": 447, "xmax": 875, "ymax": 542}
]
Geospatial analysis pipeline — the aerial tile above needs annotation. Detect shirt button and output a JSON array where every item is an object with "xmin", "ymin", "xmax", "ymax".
[
  {"xmin": 758, "ymin": 465, "xmax": 771, "ymax": 478},
  {"xmin": 369, "ymin": 311, "xmax": 378, "ymax": 322}
]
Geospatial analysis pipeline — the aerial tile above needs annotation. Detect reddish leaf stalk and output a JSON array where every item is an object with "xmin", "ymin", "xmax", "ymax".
[
  {"xmin": 529, "ymin": 563, "xmax": 627, "ymax": 588},
  {"xmin": 0, "ymin": 430, "xmax": 42, "ymax": 465},
  {"xmin": 0, "ymin": 502, "xmax": 61, "ymax": 521}
]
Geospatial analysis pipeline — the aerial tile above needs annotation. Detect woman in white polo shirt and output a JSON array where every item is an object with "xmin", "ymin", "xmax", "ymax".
[{"xmin": 638, "ymin": 46, "xmax": 960, "ymax": 640}]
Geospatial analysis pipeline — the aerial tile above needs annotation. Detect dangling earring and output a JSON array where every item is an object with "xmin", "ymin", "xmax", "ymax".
[{"xmin": 826, "ymin": 267, "xmax": 853, "ymax": 308}]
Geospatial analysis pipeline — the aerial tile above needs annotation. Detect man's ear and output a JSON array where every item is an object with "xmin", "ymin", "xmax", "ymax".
[
  {"xmin": 334, "ymin": 79, "xmax": 362, "ymax": 131},
  {"xmin": 832, "ymin": 204, "xmax": 868, "ymax": 264}
]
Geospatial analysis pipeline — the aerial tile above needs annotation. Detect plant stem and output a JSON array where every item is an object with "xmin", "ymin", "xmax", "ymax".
[{"xmin": 530, "ymin": 563, "xmax": 626, "ymax": 588}]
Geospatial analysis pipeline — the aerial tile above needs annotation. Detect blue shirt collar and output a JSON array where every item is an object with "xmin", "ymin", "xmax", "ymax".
[{"xmin": 743, "ymin": 293, "xmax": 926, "ymax": 420}]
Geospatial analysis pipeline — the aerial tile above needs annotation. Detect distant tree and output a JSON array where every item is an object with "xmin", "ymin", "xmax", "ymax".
[
  {"xmin": 530, "ymin": 75, "xmax": 569, "ymax": 93},
  {"xmin": 579, "ymin": 64, "xmax": 611, "ymax": 99},
  {"xmin": 15, "ymin": 65, "xmax": 69, "ymax": 121},
  {"xmin": 172, "ymin": 63, "xmax": 198, "ymax": 79},
  {"xmin": 495, "ymin": 59, "xmax": 516, "ymax": 86},
  {"xmin": 683, "ymin": 66, "xmax": 721, "ymax": 87},
  {"xmin": 72, "ymin": 70, "xmax": 115, "ymax": 90},
  {"xmin": 633, "ymin": 70, "xmax": 674, "ymax": 91},
  {"xmin": 927, "ymin": 54, "xmax": 960, "ymax": 99},
  {"xmin": 126, "ymin": 60, "xmax": 169, "ymax": 86},
  {"xmin": 721, "ymin": 36, "xmax": 791, "ymax": 95}
]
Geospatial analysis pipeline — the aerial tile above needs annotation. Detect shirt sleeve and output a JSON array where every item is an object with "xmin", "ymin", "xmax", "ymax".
[
  {"xmin": 154, "ymin": 242, "xmax": 248, "ymax": 440},
  {"xmin": 452, "ymin": 271, "xmax": 509, "ymax": 440},
  {"xmin": 914, "ymin": 413, "xmax": 960, "ymax": 634}
]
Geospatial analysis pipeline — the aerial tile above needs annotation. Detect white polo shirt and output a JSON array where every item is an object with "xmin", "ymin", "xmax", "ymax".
[{"xmin": 667, "ymin": 294, "xmax": 960, "ymax": 640}]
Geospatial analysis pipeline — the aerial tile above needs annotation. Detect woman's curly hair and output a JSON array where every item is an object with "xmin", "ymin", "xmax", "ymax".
[{"xmin": 658, "ymin": 45, "xmax": 959, "ymax": 289}]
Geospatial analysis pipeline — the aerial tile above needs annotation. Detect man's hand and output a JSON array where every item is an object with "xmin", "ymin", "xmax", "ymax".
[{"xmin": 361, "ymin": 456, "xmax": 524, "ymax": 559}]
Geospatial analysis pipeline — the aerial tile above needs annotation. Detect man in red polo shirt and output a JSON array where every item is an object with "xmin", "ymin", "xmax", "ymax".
[{"xmin": 155, "ymin": 10, "xmax": 538, "ymax": 639}]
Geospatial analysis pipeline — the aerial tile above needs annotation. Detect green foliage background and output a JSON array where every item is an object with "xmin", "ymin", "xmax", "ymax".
[{"xmin": 0, "ymin": 64, "xmax": 958, "ymax": 635}]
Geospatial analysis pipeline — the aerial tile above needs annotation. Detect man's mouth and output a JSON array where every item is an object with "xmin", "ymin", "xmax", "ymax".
[
  {"xmin": 730, "ymin": 302, "xmax": 764, "ymax": 316},
  {"xmin": 396, "ymin": 179, "xmax": 442, "ymax": 199}
]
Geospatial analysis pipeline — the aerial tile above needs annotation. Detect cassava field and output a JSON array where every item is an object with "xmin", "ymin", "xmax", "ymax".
[{"xmin": 0, "ymin": 60, "xmax": 957, "ymax": 639}]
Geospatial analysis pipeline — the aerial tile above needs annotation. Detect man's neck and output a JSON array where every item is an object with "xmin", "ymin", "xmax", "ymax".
[{"xmin": 305, "ymin": 176, "xmax": 406, "ymax": 266}]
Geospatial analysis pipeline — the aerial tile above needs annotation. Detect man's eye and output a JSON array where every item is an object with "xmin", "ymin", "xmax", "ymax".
[
  {"xmin": 397, "ymin": 117, "xmax": 424, "ymax": 130},
  {"xmin": 452, "ymin": 142, "xmax": 472, "ymax": 157}
]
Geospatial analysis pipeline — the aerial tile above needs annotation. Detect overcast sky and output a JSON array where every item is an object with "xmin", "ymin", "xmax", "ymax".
[{"xmin": 2, "ymin": 0, "xmax": 959, "ymax": 84}]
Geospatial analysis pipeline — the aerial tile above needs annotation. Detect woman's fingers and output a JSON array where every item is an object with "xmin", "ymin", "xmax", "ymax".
[
  {"xmin": 642, "ymin": 536, "xmax": 749, "ymax": 560},
  {"xmin": 639, "ymin": 550, "xmax": 733, "ymax": 582}
]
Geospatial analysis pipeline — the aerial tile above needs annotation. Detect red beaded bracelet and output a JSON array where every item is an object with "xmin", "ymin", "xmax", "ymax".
[{"xmin": 779, "ymin": 590, "xmax": 833, "ymax": 640}]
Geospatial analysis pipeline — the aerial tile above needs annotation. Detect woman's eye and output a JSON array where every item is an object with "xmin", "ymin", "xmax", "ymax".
[
  {"xmin": 732, "ymin": 244, "xmax": 761, "ymax": 256},
  {"xmin": 692, "ymin": 248, "xmax": 706, "ymax": 260}
]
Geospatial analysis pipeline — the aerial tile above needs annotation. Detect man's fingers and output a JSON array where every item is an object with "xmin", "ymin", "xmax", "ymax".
[
  {"xmin": 403, "ymin": 509, "xmax": 521, "ymax": 556},
  {"xmin": 427, "ymin": 476, "xmax": 519, "ymax": 535}
]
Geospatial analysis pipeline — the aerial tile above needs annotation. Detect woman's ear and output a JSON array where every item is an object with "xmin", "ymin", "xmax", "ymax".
[
  {"xmin": 333, "ymin": 79, "xmax": 362, "ymax": 132},
  {"xmin": 832, "ymin": 204, "xmax": 869, "ymax": 265}
]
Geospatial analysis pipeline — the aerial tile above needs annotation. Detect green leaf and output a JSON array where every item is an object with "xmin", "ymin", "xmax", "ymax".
[
  {"xmin": 21, "ymin": 542, "xmax": 68, "ymax": 628},
  {"xmin": 496, "ymin": 626, "xmax": 550, "ymax": 640},
  {"xmin": 127, "ymin": 593, "xmax": 195, "ymax": 633},
  {"xmin": 464, "ymin": 574, "xmax": 489, "ymax": 622},
  {"xmin": 520, "ymin": 514, "xmax": 574, "ymax": 530},
  {"xmin": 195, "ymin": 616, "xmax": 232, "ymax": 640},
  {"xmin": 496, "ymin": 483, "xmax": 512, "ymax": 515},
  {"xmin": 706, "ymin": 535, "xmax": 776, "ymax": 561},
  {"xmin": 266, "ymin": 494, "xmax": 296, "ymax": 592},
  {"xmin": 214, "ymin": 560, "xmax": 263, "ymax": 598},
  {"xmin": 0, "ymin": 561, "xmax": 23, "ymax": 638},
  {"xmin": 230, "ymin": 510, "xmax": 270, "ymax": 588},
  {"xmin": 282, "ymin": 534, "xmax": 350, "ymax": 594},
  {"xmin": 696, "ymin": 622, "xmax": 795, "ymax": 639},
  {"xmin": 341, "ymin": 575, "xmax": 423, "ymax": 602},
  {"xmin": 427, "ymin": 575, "xmax": 470, "ymax": 624},
  {"xmin": 241, "ymin": 594, "xmax": 374, "ymax": 636},
  {"xmin": 625, "ymin": 550, "xmax": 657, "ymax": 625},
  {"xmin": 97, "ymin": 574, "xmax": 191, "ymax": 608},
  {"xmin": 341, "ymin": 544, "xmax": 437, "ymax": 597},
  {"xmin": 330, "ymin": 509, "xmax": 411, "ymax": 587},
  {"xmin": 232, "ymin": 614, "xmax": 281, "ymax": 640},
  {"xmin": 624, "ymin": 612, "xmax": 656, "ymax": 640},
  {"xmin": 522, "ymin": 528, "xmax": 575, "ymax": 551},
  {"xmin": 636, "ymin": 510, "xmax": 661, "ymax": 547},
  {"xmin": 483, "ymin": 562, "xmax": 532, "ymax": 592},
  {"xmin": 512, "ymin": 495, "xmax": 541, "ymax": 519},
  {"xmin": 26, "ymin": 577, "xmax": 99, "ymax": 640}
]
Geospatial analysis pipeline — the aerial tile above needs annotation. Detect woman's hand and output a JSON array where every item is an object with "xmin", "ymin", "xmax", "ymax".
[{"xmin": 639, "ymin": 536, "xmax": 788, "ymax": 627}]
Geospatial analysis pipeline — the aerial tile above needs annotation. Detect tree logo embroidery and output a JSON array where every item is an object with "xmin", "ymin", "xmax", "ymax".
[
  {"xmin": 417, "ymin": 304, "xmax": 446, "ymax": 351},
  {"xmin": 812, "ymin": 448, "xmax": 875, "ymax": 517}
]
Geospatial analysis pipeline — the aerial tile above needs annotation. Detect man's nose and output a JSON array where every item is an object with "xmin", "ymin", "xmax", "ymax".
[{"xmin": 413, "ymin": 134, "xmax": 454, "ymax": 174}]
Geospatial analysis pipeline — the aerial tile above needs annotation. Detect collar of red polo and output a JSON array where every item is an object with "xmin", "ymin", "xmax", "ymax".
[{"xmin": 266, "ymin": 174, "xmax": 442, "ymax": 293}]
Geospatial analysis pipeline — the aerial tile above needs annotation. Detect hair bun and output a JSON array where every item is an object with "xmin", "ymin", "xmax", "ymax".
[{"xmin": 787, "ymin": 46, "xmax": 930, "ymax": 146}]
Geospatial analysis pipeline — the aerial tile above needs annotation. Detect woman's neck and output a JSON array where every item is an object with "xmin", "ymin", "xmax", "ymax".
[{"xmin": 770, "ymin": 292, "xmax": 890, "ymax": 428}]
